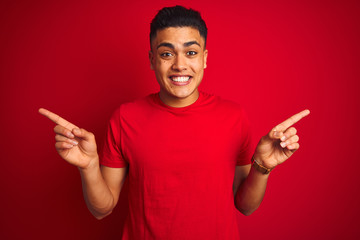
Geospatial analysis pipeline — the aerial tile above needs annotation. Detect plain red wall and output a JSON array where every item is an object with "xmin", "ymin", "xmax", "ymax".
[{"xmin": 1, "ymin": 0, "xmax": 359, "ymax": 239}]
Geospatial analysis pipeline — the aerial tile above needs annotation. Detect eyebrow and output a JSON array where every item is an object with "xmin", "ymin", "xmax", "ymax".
[
  {"xmin": 184, "ymin": 41, "xmax": 201, "ymax": 47},
  {"xmin": 157, "ymin": 42, "xmax": 174, "ymax": 49},
  {"xmin": 156, "ymin": 41, "xmax": 201, "ymax": 49}
]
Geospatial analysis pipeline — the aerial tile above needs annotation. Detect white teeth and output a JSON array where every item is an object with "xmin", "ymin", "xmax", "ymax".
[{"xmin": 171, "ymin": 76, "xmax": 190, "ymax": 82}]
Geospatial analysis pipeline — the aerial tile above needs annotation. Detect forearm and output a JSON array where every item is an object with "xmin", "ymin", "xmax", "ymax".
[
  {"xmin": 235, "ymin": 165, "xmax": 270, "ymax": 216},
  {"xmin": 79, "ymin": 157, "xmax": 115, "ymax": 219}
]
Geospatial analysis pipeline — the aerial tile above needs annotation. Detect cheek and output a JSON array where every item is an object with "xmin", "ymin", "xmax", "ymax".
[
  {"xmin": 191, "ymin": 61, "xmax": 204, "ymax": 72},
  {"xmin": 156, "ymin": 60, "xmax": 172, "ymax": 71}
]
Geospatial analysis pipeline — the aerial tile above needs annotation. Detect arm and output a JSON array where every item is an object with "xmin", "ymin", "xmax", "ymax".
[
  {"xmin": 234, "ymin": 165, "xmax": 269, "ymax": 216},
  {"xmin": 80, "ymin": 164, "xmax": 128, "ymax": 219},
  {"xmin": 234, "ymin": 109, "xmax": 310, "ymax": 216},
  {"xmin": 39, "ymin": 108, "xmax": 127, "ymax": 219}
]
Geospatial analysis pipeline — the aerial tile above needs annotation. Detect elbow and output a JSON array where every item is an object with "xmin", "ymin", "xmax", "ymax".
[
  {"xmin": 238, "ymin": 208, "xmax": 256, "ymax": 216},
  {"xmin": 236, "ymin": 203, "xmax": 259, "ymax": 216},
  {"xmin": 87, "ymin": 199, "xmax": 115, "ymax": 220},
  {"xmin": 92, "ymin": 210, "xmax": 113, "ymax": 220},
  {"xmin": 95, "ymin": 215, "xmax": 104, "ymax": 220},
  {"xmin": 235, "ymin": 197, "xmax": 261, "ymax": 216}
]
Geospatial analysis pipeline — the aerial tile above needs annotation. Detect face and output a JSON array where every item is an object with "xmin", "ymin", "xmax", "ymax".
[{"xmin": 149, "ymin": 27, "xmax": 208, "ymax": 107}]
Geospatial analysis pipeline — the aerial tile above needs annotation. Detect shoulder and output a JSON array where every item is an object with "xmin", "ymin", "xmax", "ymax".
[
  {"xmin": 200, "ymin": 91, "xmax": 247, "ymax": 116},
  {"xmin": 110, "ymin": 94, "xmax": 156, "ymax": 120}
]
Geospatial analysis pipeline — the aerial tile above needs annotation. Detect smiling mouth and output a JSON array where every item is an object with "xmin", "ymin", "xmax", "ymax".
[{"xmin": 169, "ymin": 76, "xmax": 192, "ymax": 82}]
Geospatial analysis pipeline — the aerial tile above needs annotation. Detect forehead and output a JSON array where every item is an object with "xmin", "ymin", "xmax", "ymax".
[{"xmin": 151, "ymin": 27, "xmax": 205, "ymax": 49}]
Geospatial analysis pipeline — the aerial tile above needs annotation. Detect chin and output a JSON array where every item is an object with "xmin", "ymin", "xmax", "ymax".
[{"xmin": 171, "ymin": 88, "xmax": 195, "ymax": 99}]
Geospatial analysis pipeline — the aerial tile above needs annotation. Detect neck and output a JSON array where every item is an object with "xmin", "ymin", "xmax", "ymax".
[{"xmin": 159, "ymin": 90, "xmax": 199, "ymax": 108}]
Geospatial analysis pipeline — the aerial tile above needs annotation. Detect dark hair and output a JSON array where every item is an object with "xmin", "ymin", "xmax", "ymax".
[{"xmin": 150, "ymin": 5, "xmax": 208, "ymax": 48}]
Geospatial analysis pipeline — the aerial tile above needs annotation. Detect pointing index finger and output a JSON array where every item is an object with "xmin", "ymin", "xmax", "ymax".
[
  {"xmin": 275, "ymin": 109, "xmax": 310, "ymax": 131},
  {"xmin": 38, "ymin": 108, "xmax": 78, "ymax": 130}
]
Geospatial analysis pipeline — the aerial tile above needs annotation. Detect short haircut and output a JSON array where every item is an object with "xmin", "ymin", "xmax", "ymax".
[{"xmin": 150, "ymin": 5, "xmax": 208, "ymax": 48}]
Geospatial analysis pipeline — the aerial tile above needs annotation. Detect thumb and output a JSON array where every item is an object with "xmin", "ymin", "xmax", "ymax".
[{"xmin": 72, "ymin": 128, "xmax": 94, "ymax": 141}]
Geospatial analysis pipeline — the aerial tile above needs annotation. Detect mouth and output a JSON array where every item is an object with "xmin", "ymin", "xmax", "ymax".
[{"xmin": 169, "ymin": 75, "xmax": 192, "ymax": 86}]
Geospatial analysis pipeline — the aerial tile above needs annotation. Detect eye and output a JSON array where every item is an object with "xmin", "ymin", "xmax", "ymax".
[
  {"xmin": 187, "ymin": 51, "xmax": 198, "ymax": 56},
  {"xmin": 160, "ymin": 52, "xmax": 173, "ymax": 58}
]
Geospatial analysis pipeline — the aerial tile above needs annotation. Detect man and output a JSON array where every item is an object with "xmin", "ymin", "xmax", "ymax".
[{"xmin": 39, "ymin": 6, "xmax": 309, "ymax": 239}]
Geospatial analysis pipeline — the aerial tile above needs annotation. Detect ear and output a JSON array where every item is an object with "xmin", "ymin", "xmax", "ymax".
[
  {"xmin": 149, "ymin": 50, "xmax": 154, "ymax": 70},
  {"xmin": 203, "ymin": 49, "xmax": 208, "ymax": 69}
]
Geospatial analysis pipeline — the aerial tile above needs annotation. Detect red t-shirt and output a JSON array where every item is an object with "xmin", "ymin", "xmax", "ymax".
[{"xmin": 101, "ymin": 91, "xmax": 254, "ymax": 240}]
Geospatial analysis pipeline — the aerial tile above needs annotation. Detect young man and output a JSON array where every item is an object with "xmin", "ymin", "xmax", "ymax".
[{"xmin": 39, "ymin": 6, "xmax": 309, "ymax": 240}]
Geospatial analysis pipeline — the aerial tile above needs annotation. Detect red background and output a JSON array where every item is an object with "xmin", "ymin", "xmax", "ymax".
[{"xmin": 1, "ymin": 0, "xmax": 359, "ymax": 239}]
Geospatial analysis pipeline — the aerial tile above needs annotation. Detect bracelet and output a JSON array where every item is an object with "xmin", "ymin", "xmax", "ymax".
[{"xmin": 252, "ymin": 156, "xmax": 272, "ymax": 174}]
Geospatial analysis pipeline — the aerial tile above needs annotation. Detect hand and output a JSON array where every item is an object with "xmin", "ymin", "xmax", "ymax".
[
  {"xmin": 254, "ymin": 109, "xmax": 310, "ymax": 169},
  {"xmin": 39, "ymin": 108, "xmax": 98, "ymax": 169}
]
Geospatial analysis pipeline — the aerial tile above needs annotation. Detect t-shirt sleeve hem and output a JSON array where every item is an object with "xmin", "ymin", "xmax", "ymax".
[
  {"xmin": 100, "ymin": 158, "xmax": 128, "ymax": 168},
  {"xmin": 236, "ymin": 156, "xmax": 252, "ymax": 166}
]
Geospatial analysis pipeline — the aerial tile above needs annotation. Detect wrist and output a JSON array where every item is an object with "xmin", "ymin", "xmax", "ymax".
[
  {"xmin": 79, "ymin": 155, "xmax": 100, "ymax": 173},
  {"xmin": 252, "ymin": 156, "xmax": 273, "ymax": 175}
]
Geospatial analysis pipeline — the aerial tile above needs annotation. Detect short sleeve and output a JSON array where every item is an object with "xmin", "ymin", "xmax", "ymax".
[
  {"xmin": 236, "ymin": 109, "xmax": 254, "ymax": 166},
  {"xmin": 100, "ymin": 107, "xmax": 128, "ymax": 168}
]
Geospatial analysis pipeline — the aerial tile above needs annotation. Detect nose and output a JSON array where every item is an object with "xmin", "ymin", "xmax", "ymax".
[{"xmin": 172, "ymin": 55, "xmax": 187, "ymax": 71}]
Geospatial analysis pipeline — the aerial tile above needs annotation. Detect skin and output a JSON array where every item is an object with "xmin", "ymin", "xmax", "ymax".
[
  {"xmin": 149, "ymin": 27, "xmax": 208, "ymax": 108},
  {"xmin": 38, "ymin": 108, "xmax": 127, "ymax": 219},
  {"xmin": 234, "ymin": 109, "xmax": 310, "ymax": 215},
  {"xmin": 39, "ymin": 26, "xmax": 310, "ymax": 219}
]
